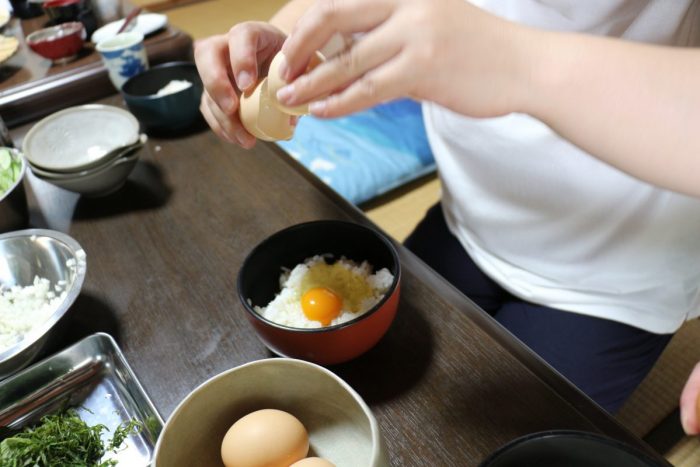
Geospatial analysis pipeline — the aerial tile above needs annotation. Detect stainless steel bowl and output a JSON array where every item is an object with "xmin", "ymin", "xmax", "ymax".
[
  {"xmin": 0, "ymin": 229, "xmax": 87, "ymax": 379},
  {"xmin": 0, "ymin": 148, "xmax": 29, "ymax": 234}
]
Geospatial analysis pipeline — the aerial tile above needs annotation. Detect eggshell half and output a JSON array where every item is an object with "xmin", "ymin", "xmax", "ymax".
[
  {"xmin": 267, "ymin": 51, "xmax": 323, "ymax": 116},
  {"xmin": 239, "ymin": 77, "xmax": 295, "ymax": 141},
  {"xmin": 238, "ymin": 34, "xmax": 351, "ymax": 142},
  {"xmin": 318, "ymin": 32, "xmax": 353, "ymax": 61}
]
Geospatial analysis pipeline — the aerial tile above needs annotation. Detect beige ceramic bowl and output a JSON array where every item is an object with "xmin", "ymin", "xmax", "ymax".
[
  {"xmin": 22, "ymin": 104, "xmax": 140, "ymax": 173},
  {"xmin": 29, "ymin": 150, "xmax": 140, "ymax": 197},
  {"xmin": 154, "ymin": 358, "xmax": 389, "ymax": 467}
]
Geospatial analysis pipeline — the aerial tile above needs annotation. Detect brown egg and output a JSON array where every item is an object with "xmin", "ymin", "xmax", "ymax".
[
  {"xmin": 290, "ymin": 457, "xmax": 336, "ymax": 467},
  {"xmin": 221, "ymin": 409, "xmax": 309, "ymax": 467}
]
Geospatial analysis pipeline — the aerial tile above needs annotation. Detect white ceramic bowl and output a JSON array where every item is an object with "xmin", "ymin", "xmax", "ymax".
[
  {"xmin": 154, "ymin": 358, "xmax": 389, "ymax": 467},
  {"xmin": 26, "ymin": 134, "xmax": 146, "ymax": 180},
  {"xmin": 22, "ymin": 104, "xmax": 140, "ymax": 173},
  {"xmin": 30, "ymin": 150, "xmax": 140, "ymax": 197}
]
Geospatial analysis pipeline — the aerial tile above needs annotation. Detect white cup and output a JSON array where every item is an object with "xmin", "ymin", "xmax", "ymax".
[{"xmin": 96, "ymin": 31, "xmax": 149, "ymax": 89}]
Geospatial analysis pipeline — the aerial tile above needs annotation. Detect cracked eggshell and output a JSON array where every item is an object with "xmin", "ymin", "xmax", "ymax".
[
  {"xmin": 267, "ymin": 51, "xmax": 323, "ymax": 116},
  {"xmin": 239, "ymin": 77, "xmax": 295, "ymax": 142},
  {"xmin": 318, "ymin": 32, "xmax": 353, "ymax": 61}
]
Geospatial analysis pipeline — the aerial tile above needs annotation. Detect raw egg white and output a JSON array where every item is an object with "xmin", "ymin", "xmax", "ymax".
[{"xmin": 221, "ymin": 409, "xmax": 309, "ymax": 467}]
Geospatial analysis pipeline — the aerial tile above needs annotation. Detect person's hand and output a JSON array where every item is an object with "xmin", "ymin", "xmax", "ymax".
[
  {"xmin": 681, "ymin": 362, "xmax": 700, "ymax": 435},
  {"xmin": 275, "ymin": 0, "xmax": 535, "ymax": 119},
  {"xmin": 194, "ymin": 22, "xmax": 286, "ymax": 147}
]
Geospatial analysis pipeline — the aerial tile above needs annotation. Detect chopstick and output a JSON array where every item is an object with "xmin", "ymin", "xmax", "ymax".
[{"xmin": 117, "ymin": 7, "xmax": 143, "ymax": 35}]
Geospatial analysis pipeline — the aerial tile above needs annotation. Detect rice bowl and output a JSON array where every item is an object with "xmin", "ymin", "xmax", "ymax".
[{"xmin": 237, "ymin": 219, "xmax": 401, "ymax": 364}]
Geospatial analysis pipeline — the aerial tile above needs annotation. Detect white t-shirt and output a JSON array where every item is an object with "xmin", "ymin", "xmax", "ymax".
[{"xmin": 424, "ymin": 0, "xmax": 700, "ymax": 334}]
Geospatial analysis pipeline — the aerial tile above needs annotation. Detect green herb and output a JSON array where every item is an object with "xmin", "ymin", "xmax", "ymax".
[
  {"xmin": 0, "ymin": 409, "xmax": 142, "ymax": 467},
  {"xmin": 0, "ymin": 148, "xmax": 21, "ymax": 196}
]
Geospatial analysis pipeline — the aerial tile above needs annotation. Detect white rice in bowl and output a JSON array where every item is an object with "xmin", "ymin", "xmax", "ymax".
[{"xmin": 254, "ymin": 255, "xmax": 394, "ymax": 329}]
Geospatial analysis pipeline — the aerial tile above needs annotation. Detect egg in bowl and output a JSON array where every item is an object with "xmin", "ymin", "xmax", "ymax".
[{"xmin": 254, "ymin": 255, "xmax": 394, "ymax": 328}]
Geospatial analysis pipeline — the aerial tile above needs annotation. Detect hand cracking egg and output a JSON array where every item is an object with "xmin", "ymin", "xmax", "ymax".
[{"xmin": 238, "ymin": 33, "xmax": 352, "ymax": 142}]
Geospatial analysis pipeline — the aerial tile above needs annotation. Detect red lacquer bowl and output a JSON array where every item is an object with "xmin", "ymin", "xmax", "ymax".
[
  {"xmin": 26, "ymin": 21, "xmax": 85, "ymax": 64},
  {"xmin": 238, "ymin": 220, "xmax": 401, "ymax": 365}
]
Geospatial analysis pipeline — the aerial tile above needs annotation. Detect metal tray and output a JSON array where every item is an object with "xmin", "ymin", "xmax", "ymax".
[{"xmin": 0, "ymin": 332, "xmax": 163, "ymax": 466}]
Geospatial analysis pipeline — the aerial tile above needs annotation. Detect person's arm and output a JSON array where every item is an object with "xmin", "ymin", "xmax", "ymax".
[
  {"xmin": 277, "ymin": 0, "xmax": 700, "ymax": 197},
  {"xmin": 527, "ymin": 33, "xmax": 700, "ymax": 198}
]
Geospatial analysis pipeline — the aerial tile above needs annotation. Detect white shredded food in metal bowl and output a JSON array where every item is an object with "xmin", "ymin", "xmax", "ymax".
[
  {"xmin": 254, "ymin": 255, "xmax": 394, "ymax": 329},
  {"xmin": 0, "ymin": 275, "xmax": 69, "ymax": 352}
]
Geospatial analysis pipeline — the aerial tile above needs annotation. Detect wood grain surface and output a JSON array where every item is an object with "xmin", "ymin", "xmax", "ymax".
[{"xmin": 11, "ymin": 94, "xmax": 670, "ymax": 466}]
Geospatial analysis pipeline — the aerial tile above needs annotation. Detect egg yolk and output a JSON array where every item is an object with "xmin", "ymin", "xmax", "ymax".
[{"xmin": 301, "ymin": 287, "xmax": 342, "ymax": 325}]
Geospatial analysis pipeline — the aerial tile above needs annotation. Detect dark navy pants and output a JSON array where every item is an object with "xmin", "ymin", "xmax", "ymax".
[{"xmin": 404, "ymin": 203, "xmax": 673, "ymax": 412}]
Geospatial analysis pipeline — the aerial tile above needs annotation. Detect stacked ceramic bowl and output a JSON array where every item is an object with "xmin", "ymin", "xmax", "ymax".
[{"xmin": 22, "ymin": 104, "xmax": 146, "ymax": 197}]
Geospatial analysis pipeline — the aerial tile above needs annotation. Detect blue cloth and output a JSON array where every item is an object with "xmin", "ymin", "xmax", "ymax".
[
  {"xmin": 276, "ymin": 99, "xmax": 434, "ymax": 204},
  {"xmin": 404, "ymin": 204, "xmax": 673, "ymax": 413}
]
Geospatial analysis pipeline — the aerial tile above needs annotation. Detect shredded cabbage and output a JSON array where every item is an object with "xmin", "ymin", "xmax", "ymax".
[{"xmin": 0, "ymin": 148, "xmax": 21, "ymax": 196}]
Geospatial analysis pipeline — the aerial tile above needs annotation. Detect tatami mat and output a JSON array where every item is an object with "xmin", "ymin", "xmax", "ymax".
[
  {"xmin": 363, "ymin": 175, "xmax": 441, "ymax": 242},
  {"xmin": 668, "ymin": 436, "xmax": 700, "ymax": 466},
  {"xmin": 614, "ymin": 319, "xmax": 700, "ymax": 466},
  {"xmin": 617, "ymin": 320, "xmax": 700, "ymax": 438},
  {"xmin": 148, "ymin": 0, "xmax": 288, "ymax": 39}
]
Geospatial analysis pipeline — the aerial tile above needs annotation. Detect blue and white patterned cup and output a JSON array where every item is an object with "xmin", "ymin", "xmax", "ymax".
[{"xmin": 96, "ymin": 31, "xmax": 149, "ymax": 89}]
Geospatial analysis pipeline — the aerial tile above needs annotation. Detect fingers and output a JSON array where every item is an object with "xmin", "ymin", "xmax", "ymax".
[
  {"xmin": 680, "ymin": 362, "xmax": 700, "ymax": 435},
  {"xmin": 195, "ymin": 22, "xmax": 286, "ymax": 116},
  {"xmin": 228, "ymin": 22, "xmax": 286, "ymax": 92},
  {"xmin": 281, "ymin": 0, "xmax": 394, "ymax": 81},
  {"xmin": 276, "ymin": 22, "xmax": 401, "ymax": 108},
  {"xmin": 196, "ymin": 22, "xmax": 288, "ymax": 147},
  {"xmin": 200, "ymin": 92, "xmax": 256, "ymax": 148},
  {"xmin": 194, "ymin": 34, "xmax": 240, "ymax": 116},
  {"xmin": 307, "ymin": 53, "xmax": 408, "ymax": 118}
]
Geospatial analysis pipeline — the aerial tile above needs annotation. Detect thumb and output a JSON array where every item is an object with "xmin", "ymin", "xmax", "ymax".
[{"xmin": 680, "ymin": 362, "xmax": 700, "ymax": 435}]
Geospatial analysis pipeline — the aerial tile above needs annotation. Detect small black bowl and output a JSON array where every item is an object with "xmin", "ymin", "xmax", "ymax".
[
  {"xmin": 121, "ymin": 62, "xmax": 204, "ymax": 135},
  {"xmin": 479, "ymin": 431, "xmax": 666, "ymax": 467},
  {"xmin": 10, "ymin": 0, "xmax": 43, "ymax": 19}
]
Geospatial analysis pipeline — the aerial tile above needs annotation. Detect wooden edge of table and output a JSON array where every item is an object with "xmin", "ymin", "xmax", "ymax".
[{"xmin": 264, "ymin": 142, "xmax": 671, "ymax": 466}]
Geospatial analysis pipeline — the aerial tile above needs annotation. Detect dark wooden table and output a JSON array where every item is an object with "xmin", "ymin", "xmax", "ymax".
[
  {"xmin": 0, "ymin": 8, "xmax": 193, "ymax": 128},
  {"xmin": 10, "ymin": 94, "xmax": 671, "ymax": 466}
]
